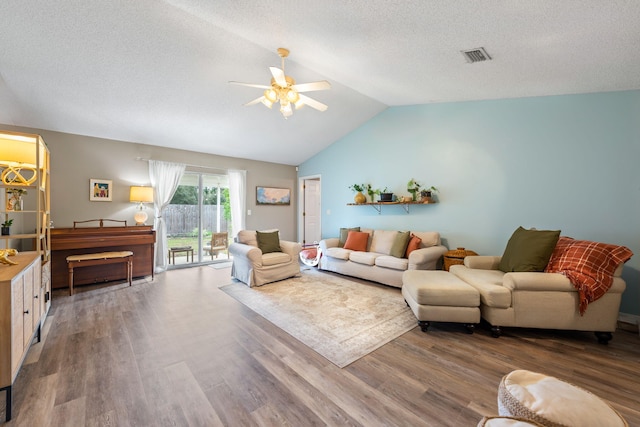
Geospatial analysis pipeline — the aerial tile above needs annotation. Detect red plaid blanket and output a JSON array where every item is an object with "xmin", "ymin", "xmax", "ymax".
[{"xmin": 545, "ymin": 237, "xmax": 633, "ymax": 314}]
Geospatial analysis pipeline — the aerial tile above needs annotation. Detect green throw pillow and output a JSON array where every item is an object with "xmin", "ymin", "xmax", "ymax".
[
  {"xmin": 339, "ymin": 227, "xmax": 360, "ymax": 248},
  {"xmin": 389, "ymin": 231, "xmax": 411, "ymax": 258},
  {"xmin": 498, "ymin": 226, "xmax": 561, "ymax": 272},
  {"xmin": 256, "ymin": 230, "xmax": 281, "ymax": 254}
]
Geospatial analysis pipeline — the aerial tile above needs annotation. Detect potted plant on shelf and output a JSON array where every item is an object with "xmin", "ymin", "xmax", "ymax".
[
  {"xmin": 379, "ymin": 187, "xmax": 394, "ymax": 202},
  {"xmin": 348, "ymin": 183, "xmax": 367, "ymax": 204},
  {"xmin": 365, "ymin": 184, "xmax": 380, "ymax": 203},
  {"xmin": 407, "ymin": 178, "xmax": 421, "ymax": 202},
  {"xmin": 1, "ymin": 219, "xmax": 13, "ymax": 235},
  {"xmin": 420, "ymin": 186, "xmax": 439, "ymax": 203}
]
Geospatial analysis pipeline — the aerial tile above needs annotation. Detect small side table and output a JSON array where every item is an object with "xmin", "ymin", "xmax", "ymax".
[
  {"xmin": 168, "ymin": 246, "xmax": 194, "ymax": 264},
  {"xmin": 443, "ymin": 247, "xmax": 478, "ymax": 271}
]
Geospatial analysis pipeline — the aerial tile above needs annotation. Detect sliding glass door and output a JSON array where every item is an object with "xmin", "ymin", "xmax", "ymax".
[{"xmin": 165, "ymin": 171, "xmax": 231, "ymax": 266}]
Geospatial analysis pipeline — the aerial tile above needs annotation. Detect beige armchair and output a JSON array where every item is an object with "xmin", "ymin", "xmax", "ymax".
[{"xmin": 229, "ymin": 230, "xmax": 302, "ymax": 287}]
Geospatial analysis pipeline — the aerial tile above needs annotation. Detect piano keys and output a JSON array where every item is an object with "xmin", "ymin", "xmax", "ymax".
[{"xmin": 51, "ymin": 225, "xmax": 155, "ymax": 290}]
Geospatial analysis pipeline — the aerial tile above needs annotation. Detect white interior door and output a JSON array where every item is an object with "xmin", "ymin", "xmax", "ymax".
[{"xmin": 303, "ymin": 178, "xmax": 321, "ymax": 245}]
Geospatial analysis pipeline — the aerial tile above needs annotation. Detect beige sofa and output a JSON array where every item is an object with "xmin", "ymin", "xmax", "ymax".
[
  {"xmin": 449, "ymin": 256, "xmax": 627, "ymax": 343},
  {"xmin": 229, "ymin": 230, "xmax": 302, "ymax": 287},
  {"xmin": 319, "ymin": 229, "xmax": 447, "ymax": 288}
]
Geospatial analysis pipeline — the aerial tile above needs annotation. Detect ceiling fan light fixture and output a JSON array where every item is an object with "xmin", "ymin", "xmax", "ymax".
[
  {"xmin": 286, "ymin": 89, "xmax": 299, "ymax": 103},
  {"xmin": 231, "ymin": 48, "xmax": 330, "ymax": 119},
  {"xmin": 280, "ymin": 101, "xmax": 293, "ymax": 118},
  {"xmin": 264, "ymin": 88, "xmax": 278, "ymax": 102}
]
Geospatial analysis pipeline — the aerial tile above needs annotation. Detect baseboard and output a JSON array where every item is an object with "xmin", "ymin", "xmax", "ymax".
[{"xmin": 618, "ymin": 312, "xmax": 640, "ymax": 334}]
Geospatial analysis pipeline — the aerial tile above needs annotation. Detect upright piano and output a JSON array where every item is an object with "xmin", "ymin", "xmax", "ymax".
[{"xmin": 51, "ymin": 224, "xmax": 155, "ymax": 290}]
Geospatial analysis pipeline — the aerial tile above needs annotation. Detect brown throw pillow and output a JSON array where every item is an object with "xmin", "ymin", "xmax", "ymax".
[
  {"xmin": 343, "ymin": 231, "xmax": 369, "ymax": 252},
  {"xmin": 498, "ymin": 226, "xmax": 561, "ymax": 272},
  {"xmin": 405, "ymin": 234, "xmax": 422, "ymax": 257},
  {"xmin": 339, "ymin": 227, "xmax": 360, "ymax": 247},
  {"xmin": 256, "ymin": 230, "xmax": 281, "ymax": 254},
  {"xmin": 390, "ymin": 231, "xmax": 411, "ymax": 258}
]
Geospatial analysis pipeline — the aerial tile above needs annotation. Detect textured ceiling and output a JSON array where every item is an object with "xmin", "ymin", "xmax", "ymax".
[{"xmin": 1, "ymin": 1, "xmax": 639, "ymax": 165}]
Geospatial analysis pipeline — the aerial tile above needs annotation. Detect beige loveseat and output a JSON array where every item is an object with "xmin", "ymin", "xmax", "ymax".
[
  {"xmin": 449, "ymin": 256, "xmax": 627, "ymax": 343},
  {"xmin": 319, "ymin": 229, "xmax": 447, "ymax": 288},
  {"xmin": 229, "ymin": 230, "xmax": 302, "ymax": 287}
]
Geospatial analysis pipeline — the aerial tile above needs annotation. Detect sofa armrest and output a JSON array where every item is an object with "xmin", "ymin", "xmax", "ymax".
[
  {"xmin": 319, "ymin": 238, "xmax": 339, "ymax": 253},
  {"xmin": 280, "ymin": 240, "xmax": 302, "ymax": 258},
  {"xmin": 464, "ymin": 255, "xmax": 501, "ymax": 270},
  {"xmin": 228, "ymin": 242, "xmax": 263, "ymax": 266},
  {"xmin": 408, "ymin": 245, "xmax": 448, "ymax": 269},
  {"xmin": 503, "ymin": 272, "xmax": 627, "ymax": 294}
]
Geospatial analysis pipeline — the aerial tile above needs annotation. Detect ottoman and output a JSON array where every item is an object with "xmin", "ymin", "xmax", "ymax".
[
  {"xmin": 498, "ymin": 370, "xmax": 628, "ymax": 427},
  {"xmin": 402, "ymin": 270, "xmax": 480, "ymax": 333}
]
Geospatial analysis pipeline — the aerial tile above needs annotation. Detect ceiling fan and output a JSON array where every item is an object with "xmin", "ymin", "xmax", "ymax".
[{"xmin": 230, "ymin": 48, "xmax": 331, "ymax": 119}]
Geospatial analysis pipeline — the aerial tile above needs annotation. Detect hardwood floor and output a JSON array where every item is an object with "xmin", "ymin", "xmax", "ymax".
[{"xmin": 2, "ymin": 265, "xmax": 639, "ymax": 426}]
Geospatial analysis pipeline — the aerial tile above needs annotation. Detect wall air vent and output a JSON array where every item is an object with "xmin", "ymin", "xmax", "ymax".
[{"xmin": 461, "ymin": 47, "xmax": 492, "ymax": 63}]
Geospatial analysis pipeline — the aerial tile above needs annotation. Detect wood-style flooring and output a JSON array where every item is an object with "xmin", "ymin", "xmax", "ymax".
[{"xmin": 2, "ymin": 265, "xmax": 639, "ymax": 426}]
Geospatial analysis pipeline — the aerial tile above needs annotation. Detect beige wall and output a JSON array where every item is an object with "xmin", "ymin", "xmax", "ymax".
[{"xmin": 1, "ymin": 125, "xmax": 298, "ymax": 241}]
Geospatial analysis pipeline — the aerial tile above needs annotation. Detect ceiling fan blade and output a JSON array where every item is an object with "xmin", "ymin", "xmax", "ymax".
[
  {"xmin": 297, "ymin": 94, "xmax": 328, "ymax": 112},
  {"xmin": 229, "ymin": 81, "xmax": 271, "ymax": 89},
  {"xmin": 291, "ymin": 80, "xmax": 331, "ymax": 92},
  {"xmin": 269, "ymin": 67, "xmax": 287, "ymax": 88},
  {"xmin": 244, "ymin": 96, "xmax": 265, "ymax": 106}
]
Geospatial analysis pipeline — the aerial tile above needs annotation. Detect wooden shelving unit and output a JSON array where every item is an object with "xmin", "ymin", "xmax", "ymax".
[{"xmin": 0, "ymin": 130, "xmax": 51, "ymax": 317}]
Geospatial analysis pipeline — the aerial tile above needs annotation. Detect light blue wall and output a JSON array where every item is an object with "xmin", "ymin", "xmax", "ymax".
[{"xmin": 299, "ymin": 90, "xmax": 640, "ymax": 315}]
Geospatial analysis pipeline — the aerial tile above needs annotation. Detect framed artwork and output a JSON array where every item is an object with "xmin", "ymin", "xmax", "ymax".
[
  {"xmin": 256, "ymin": 186, "xmax": 291, "ymax": 205},
  {"xmin": 90, "ymin": 178, "xmax": 113, "ymax": 201}
]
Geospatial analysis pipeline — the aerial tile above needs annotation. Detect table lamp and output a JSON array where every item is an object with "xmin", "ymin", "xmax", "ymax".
[{"xmin": 129, "ymin": 186, "xmax": 154, "ymax": 225}]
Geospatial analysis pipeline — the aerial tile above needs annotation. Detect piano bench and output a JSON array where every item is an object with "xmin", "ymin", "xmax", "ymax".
[{"xmin": 66, "ymin": 251, "xmax": 134, "ymax": 295}]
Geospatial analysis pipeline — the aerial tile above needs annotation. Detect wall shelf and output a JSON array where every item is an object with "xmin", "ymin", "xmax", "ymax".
[{"xmin": 347, "ymin": 201, "xmax": 437, "ymax": 214}]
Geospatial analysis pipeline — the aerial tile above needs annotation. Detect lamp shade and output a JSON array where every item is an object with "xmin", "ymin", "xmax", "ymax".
[
  {"xmin": 129, "ymin": 186, "xmax": 154, "ymax": 203},
  {"xmin": 0, "ymin": 131, "xmax": 48, "ymax": 185}
]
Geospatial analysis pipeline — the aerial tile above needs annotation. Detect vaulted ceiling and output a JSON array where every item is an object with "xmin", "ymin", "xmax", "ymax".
[{"xmin": 1, "ymin": 1, "xmax": 639, "ymax": 165}]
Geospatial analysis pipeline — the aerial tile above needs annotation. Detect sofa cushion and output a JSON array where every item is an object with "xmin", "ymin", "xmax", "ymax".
[
  {"xmin": 375, "ymin": 255, "xmax": 409, "ymax": 271},
  {"xmin": 343, "ymin": 231, "xmax": 369, "ymax": 252},
  {"xmin": 324, "ymin": 247, "xmax": 351, "ymax": 260},
  {"xmin": 405, "ymin": 234, "xmax": 422, "ymax": 257},
  {"xmin": 409, "ymin": 231, "xmax": 440, "ymax": 247},
  {"xmin": 498, "ymin": 227, "xmax": 560, "ymax": 273},
  {"xmin": 339, "ymin": 227, "xmax": 360, "ymax": 247},
  {"xmin": 256, "ymin": 230, "xmax": 281, "ymax": 254},
  {"xmin": 262, "ymin": 251, "xmax": 291, "ymax": 266},
  {"xmin": 389, "ymin": 231, "xmax": 411, "ymax": 258},
  {"xmin": 349, "ymin": 251, "xmax": 379, "ymax": 266},
  {"xmin": 369, "ymin": 230, "xmax": 397, "ymax": 255},
  {"xmin": 237, "ymin": 229, "xmax": 258, "ymax": 246},
  {"xmin": 545, "ymin": 236, "xmax": 633, "ymax": 314},
  {"xmin": 449, "ymin": 265, "xmax": 512, "ymax": 308}
]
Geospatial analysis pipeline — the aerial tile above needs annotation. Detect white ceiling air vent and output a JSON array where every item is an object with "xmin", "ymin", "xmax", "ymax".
[{"xmin": 461, "ymin": 47, "xmax": 492, "ymax": 63}]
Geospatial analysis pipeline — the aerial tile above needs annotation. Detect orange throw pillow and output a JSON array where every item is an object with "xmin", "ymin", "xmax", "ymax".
[
  {"xmin": 343, "ymin": 231, "xmax": 369, "ymax": 252},
  {"xmin": 405, "ymin": 234, "xmax": 422, "ymax": 257}
]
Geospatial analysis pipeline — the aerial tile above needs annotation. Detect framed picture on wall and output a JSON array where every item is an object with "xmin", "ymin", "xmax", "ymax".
[
  {"xmin": 90, "ymin": 178, "xmax": 113, "ymax": 201},
  {"xmin": 256, "ymin": 186, "xmax": 291, "ymax": 205}
]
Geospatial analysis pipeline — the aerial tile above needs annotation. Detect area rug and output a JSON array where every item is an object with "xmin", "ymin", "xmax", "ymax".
[
  {"xmin": 209, "ymin": 261, "xmax": 233, "ymax": 269},
  {"xmin": 220, "ymin": 268, "xmax": 416, "ymax": 367}
]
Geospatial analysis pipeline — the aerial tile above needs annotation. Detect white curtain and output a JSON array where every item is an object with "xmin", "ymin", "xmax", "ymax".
[
  {"xmin": 149, "ymin": 160, "xmax": 186, "ymax": 273},
  {"xmin": 228, "ymin": 169, "xmax": 246, "ymax": 239}
]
